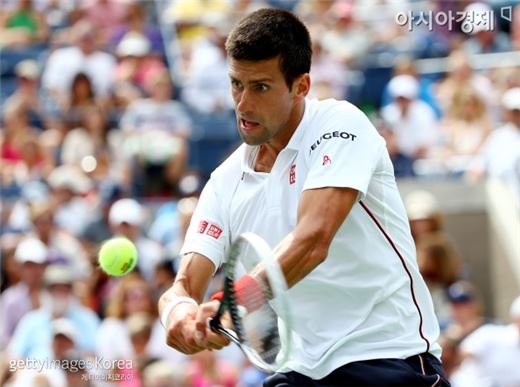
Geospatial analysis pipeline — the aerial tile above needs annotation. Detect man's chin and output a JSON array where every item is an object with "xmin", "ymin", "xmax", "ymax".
[{"xmin": 239, "ymin": 130, "xmax": 266, "ymax": 146}]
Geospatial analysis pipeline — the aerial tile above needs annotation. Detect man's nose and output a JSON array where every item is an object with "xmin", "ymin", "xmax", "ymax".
[{"xmin": 236, "ymin": 89, "xmax": 253, "ymax": 114}]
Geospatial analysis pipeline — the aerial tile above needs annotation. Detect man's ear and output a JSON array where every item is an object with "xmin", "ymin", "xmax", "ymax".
[{"xmin": 294, "ymin": 73, "xmax": 311, "ymax": 99}]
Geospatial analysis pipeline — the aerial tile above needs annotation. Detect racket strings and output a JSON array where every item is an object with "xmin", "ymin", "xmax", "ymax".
[
  {"xmin": 240, "ymin": 277, "xmax": 281, "ymax": 364},
  {"xmin": 225, "ymin": 271, "xmax": 246, "ymax": 342}
]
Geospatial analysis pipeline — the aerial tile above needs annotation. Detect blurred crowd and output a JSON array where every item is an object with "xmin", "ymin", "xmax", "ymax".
[
  {"xmin": 1, "ymin": 0, "xmax": 520, "ymax": 386},
  {"xmin": 404, "ymin": 188, "xmax": 520, "ymax": 387}
]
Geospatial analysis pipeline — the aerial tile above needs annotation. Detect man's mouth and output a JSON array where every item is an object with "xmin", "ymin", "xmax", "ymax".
[{"xmin": 240, "ymin": 118, "xmax": 260, "ymax": 131}]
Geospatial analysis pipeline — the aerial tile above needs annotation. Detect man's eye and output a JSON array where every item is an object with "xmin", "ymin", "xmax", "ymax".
[
  {"xmin": 231, "ymin": 80, "xmax": 242, "ymax": 89},
  {"xmin": 256, "ymin": 84, "xmax": 269, "ymax": 92}
]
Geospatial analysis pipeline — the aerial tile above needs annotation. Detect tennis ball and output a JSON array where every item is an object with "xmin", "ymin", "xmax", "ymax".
[{"xmin": 98, "ymin": 237, "xmax": 138, "ymax": 276}]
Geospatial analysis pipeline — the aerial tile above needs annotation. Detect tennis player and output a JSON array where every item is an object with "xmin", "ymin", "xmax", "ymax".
[{"xmin": 159, "ymin": 8, "xmax": 450, "ymax": 386}]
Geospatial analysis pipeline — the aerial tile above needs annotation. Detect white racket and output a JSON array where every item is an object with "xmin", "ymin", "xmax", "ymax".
[{"xmin": 209, "ymin": 232, "xmax": 292, "ymax": 373}]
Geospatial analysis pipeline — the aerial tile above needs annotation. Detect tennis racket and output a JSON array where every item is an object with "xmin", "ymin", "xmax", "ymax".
[{"xmin": 209, "ymin": 232, "xmax": 292, "ymax": 373}]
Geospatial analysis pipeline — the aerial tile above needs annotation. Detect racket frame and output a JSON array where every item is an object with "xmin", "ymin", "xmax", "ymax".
[{"xmin": 209, "ymin": 232, "xmax": 291, "ymax": 373}]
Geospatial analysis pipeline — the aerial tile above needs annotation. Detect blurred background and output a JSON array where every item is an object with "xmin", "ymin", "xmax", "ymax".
[{"xmin": 0, "ymin": 0, "xmax": 519, "ymax": 386}]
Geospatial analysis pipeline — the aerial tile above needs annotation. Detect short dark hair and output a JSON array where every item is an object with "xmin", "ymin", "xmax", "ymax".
[{"xmin": 225, "ymin": 8, "xmax": 312, "ymax": 88}]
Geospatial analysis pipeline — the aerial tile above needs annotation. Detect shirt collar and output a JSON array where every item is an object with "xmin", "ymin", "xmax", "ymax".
[{"xmin": 285, "ymin": 98, "xmax": 310, "ymax": 151}]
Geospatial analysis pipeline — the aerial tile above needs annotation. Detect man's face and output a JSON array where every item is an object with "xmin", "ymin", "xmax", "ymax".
[
  {"xmin": 21, "ymin": 261, "xmax": 46, "ymax": 287},
  {"xmin": 48, "ymin": 284, "xmax": 73, "ymax": 316},
  {"xmin": 229, "ymin": 56, "xmax": 307, "ymax": 147}
]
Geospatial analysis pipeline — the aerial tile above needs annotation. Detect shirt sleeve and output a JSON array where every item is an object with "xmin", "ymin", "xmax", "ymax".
[
  {"xmin": 303, "ymin": 104, "xmax": 385, "ymax": 198},
  {"xmin": 180, "ymin": 178, "xmax": 229, "ymax": 270}
]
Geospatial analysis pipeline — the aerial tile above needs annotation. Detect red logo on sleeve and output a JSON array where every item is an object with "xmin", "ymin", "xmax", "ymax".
[
  {"xmin": 206, "ymin": 224, "xmax": 223, "ymax": 239},
  {"xmin": 289, "ymin": 164, "xmax": 296, "ymax": 184},
  {"xmin": 198, "ymin": 220, "xmax": 209, "ymax": 233}
]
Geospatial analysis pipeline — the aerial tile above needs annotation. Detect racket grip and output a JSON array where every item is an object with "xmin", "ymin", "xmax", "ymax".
[{"xmin": 211, "ymin": 275, "xmax": 265, "ymax": 313}]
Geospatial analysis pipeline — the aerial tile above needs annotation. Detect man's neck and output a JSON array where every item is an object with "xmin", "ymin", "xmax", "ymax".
[{"xmin": 253, "ymin": 99, "xmax": 306, "ymax": 173}]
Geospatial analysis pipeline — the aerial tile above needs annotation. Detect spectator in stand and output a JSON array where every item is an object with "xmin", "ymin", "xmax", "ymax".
[
  {"xmin": 470, "ymin": 87, "xmax": 520, "ymax": 195},
  {"xmin": 0, "ymin": 0, "xmax": 49, "ymax": 48},
  {"xmin": 113, "ymin": 31, "xmax": 166, "ymax": 95},
  {"xmin": 58, "ymin": 72, "xmax": 105, "ymax": 130},
  {"xmin": 60, "ymin": 105, "xmax": 127, "ymax": 189},
  {"xmin": 0, "ymin": 237, "xmax": 48, "ymax": 347},
  {"xmin": 27, "ymin": 200, "xmax": 91, "ymax": 276},
  {"xmin": 108, "ymin": 198, "xmax": 164, "ymax": 282},
  {"xmin": 1, "ymin": 103, "xmax": 54, "ymax": 192},
  {"xmin": 11, "ymin": 318, "xmax": 84, "ymax": 387},
  {"xmin": 461, "ymin": 2, "xmax": 512, "ymax": 55},
  {"xmin": 375, "ymin": 116, "xmax": 415, "ymax": 178},
  {"xmin": 450, "ymin": 295, "xmax": 520, "ymax": 387},
  {"xmin": 437, "ymin": 330, "xmax": 463, "ymax": 381},
  {"xmin": 416, "ymin": 233, "xmax": 462, "ymax": 329},
  {"xmin": 319, "ymin": 0, "xmax": 373, "ymax": 68},
  {"xmin": 1, "ymin": 101, "xmax": 41, "ymax": 165},
  {"xmin": 294, "ymin": 0, "xmax": 335, "ymax": 26},
  {"xmin": 435, "ymin": 86, "xmax": 492, "ymax": 174},
  {"xmin": 435, "ymin": 50, "xmax": 495, "ymax": 116},
  {"xmin": 444, "ymin": 281, "xmax": 488, "ymax": 342},
  {"xmin": 142, "ymin": 359, "xmax": 189, "ymax": 387},
  {"xmin": 81, "ymin": 0, "xmax": 127, "ymax": 47},
  {"xmin": 42, "ymin": 19, "xmax": 116, "ymax": 105},
  {"xmin": 404, "ymin": 189, "xmax": 444, "ymax": 243},
  {"xmin": 487, "ymin": 65, "xmax": 520, "ymax": 105},
  {"xmin": 37, "ymin": 0, "xmax": 77, "ymax": 31},
  {"xmin": 188, "ymin": 350, "xmax": 239, "ymax": 387},
  {"xmin": 181, "ymin": 16, "xmax": 234, "ymax": 114},
  {"xmin": 109, "ymin": 2, "xmax": 164, "ymax": 56},
  {"xmin": 0, "ymin": 235, "xmax": 20, "ymax": 292},
  {"xmin": 8, "ymin": 264, "xmax": 100, "ymax": 360},
  {"xmin": 308, "ymin": 37, "xmax": 347, "ymax": 100},
  {"xmin": 80, "ymin": 185, "xmax": 124, "ymax": 250},
  {"xmin": 381, "ymin": 56, "xmax": 442, "ymax": 118},
  {"xmin": 120, "ymin": 69, "xmax": 191, "ymax": 195},
  {"xmin": 381, "ymin": 74, "xmax": 439, "ymax": 161},
  {"xmin": 3, "ymin": 59, "xmax": 48, "ymax": 130},
  {"xmin": 60, "ymin": 104, "xmax": 109, "ymax": 167},
  {"xmin": 46, "ymin": 165, "xmax": 94, "ymax": 236},
  {"xmin": 165, "ymin": 0, "xmax": 233, "ymax": 44},
  {"xmin": 96, "ymin": 273, "xmax": 186, "ymax": 369}
]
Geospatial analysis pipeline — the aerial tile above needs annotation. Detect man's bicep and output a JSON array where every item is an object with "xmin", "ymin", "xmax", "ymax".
[
  {"xmin": 297, "ymin": 187, "xmax": 359, "ymax": 243},
  {"xmin": 269, "ymin": 187, "xmax": 359, "ymax": 288},
  {"xmin": 173, "ymin": 252, "xmax": 216, "ymax": 303}
]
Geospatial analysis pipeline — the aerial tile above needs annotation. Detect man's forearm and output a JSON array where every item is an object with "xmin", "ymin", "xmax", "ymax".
[{"xmin": 158, "ymin": 252, "xmax": 216, "ymax": 316}]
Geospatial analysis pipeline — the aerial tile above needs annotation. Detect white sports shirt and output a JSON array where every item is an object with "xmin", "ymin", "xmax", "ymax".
[{"xmin": 181, "ymin": 98, "xmax": 441, "ymax": 379}]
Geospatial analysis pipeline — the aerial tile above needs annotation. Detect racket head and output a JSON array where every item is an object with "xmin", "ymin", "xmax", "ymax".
[{"xmin": 211, "ymin": 232, "xmax": 292, "ymax": 373}]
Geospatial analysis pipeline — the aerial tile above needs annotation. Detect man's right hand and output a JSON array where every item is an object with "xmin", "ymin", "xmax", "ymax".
[{"xmin": 164, "ymin": 302, "xmax": 207, "ymax": 354}]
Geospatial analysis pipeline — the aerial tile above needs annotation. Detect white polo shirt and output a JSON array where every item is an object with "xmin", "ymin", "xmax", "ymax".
[{"xmin": 181, "ymin": 98, "xmax": 441, "ymax": 379}]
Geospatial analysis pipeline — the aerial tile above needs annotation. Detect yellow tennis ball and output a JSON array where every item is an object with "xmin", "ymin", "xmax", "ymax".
[{"xmin": 98, "ymin": 237, "xmax": 138, "ymax": 276}]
